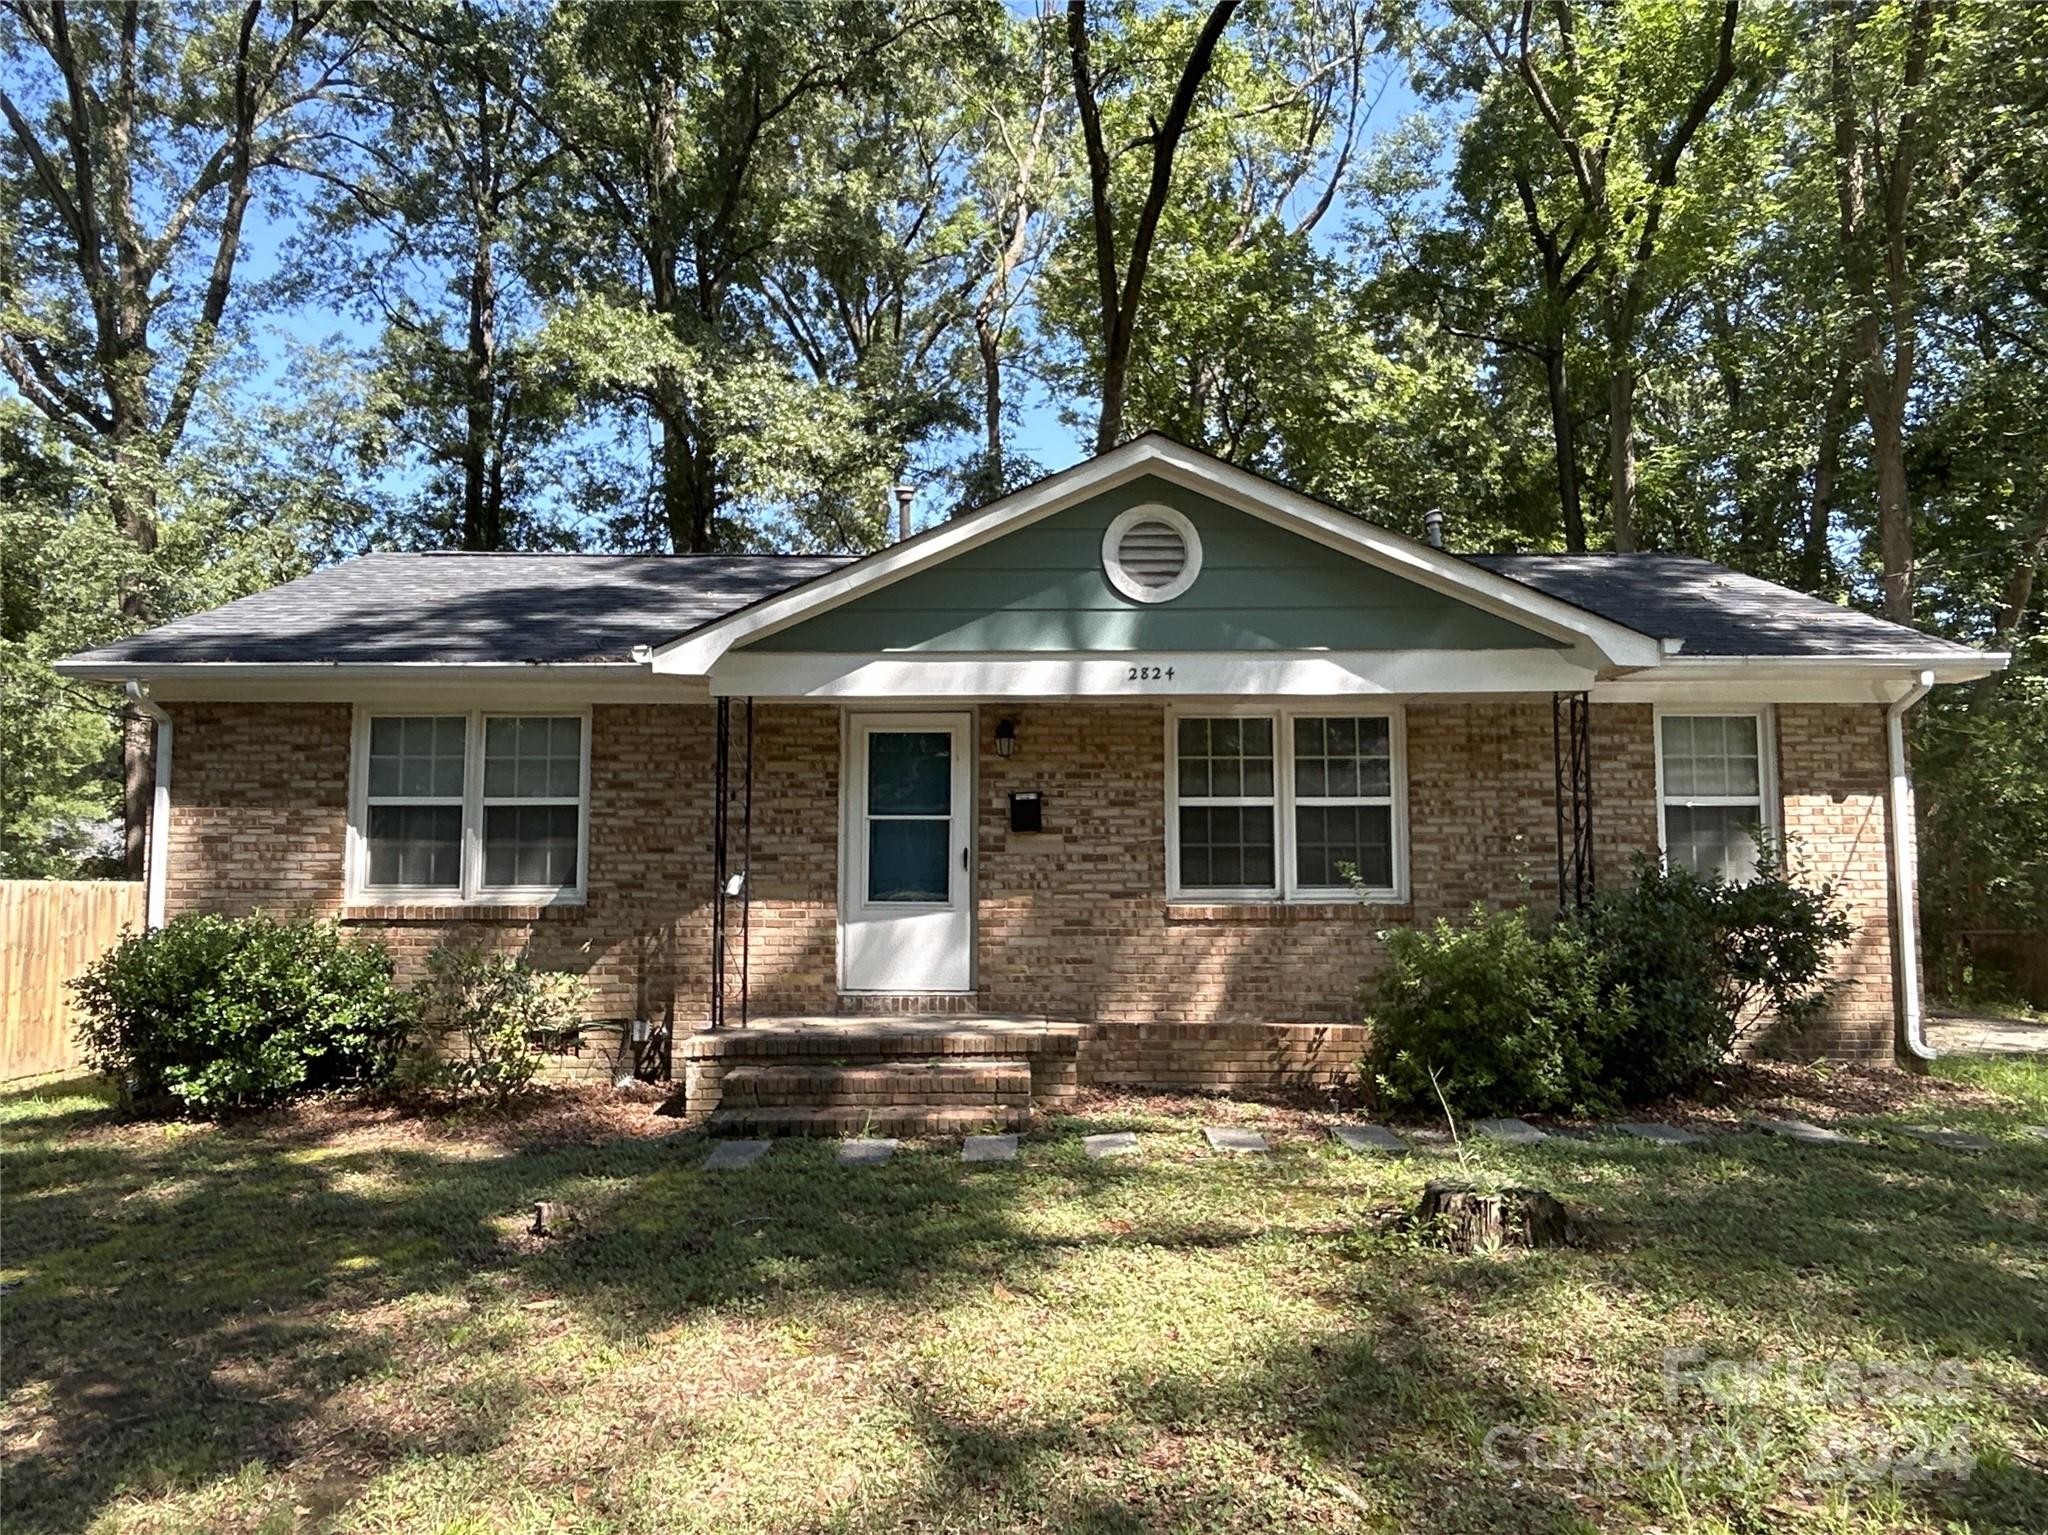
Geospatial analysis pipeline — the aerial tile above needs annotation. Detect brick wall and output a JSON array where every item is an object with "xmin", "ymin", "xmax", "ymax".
[
  {"xmin": 162, "ymin": 695, "xmax": 1901, "ymax": 1076},
  {"xmin": 1774, "ymin": 704, "xmax": 1900, "ymax": 1061},
  {"xmin": 973, "ymin": 699, "xmax": 1664, "ymax": 1027}
]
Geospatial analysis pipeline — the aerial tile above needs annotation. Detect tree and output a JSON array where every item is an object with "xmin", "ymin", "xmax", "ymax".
[
  {"xmin": 304, "ymin": 0, "xmax": 573, "ymax": 551},
  {"xmin": 0, "ymin": 0, "xmax": 354, "ymax": 595},
  {"xmin": 521, "ymin": 0, "xmax": 976, "ymax": 554},
  {"xmin": 1065, "ymin": 0, "xmax": 1241, "ymax": 452}
]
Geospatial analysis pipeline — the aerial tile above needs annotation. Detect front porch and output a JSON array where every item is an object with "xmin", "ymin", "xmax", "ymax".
[{"xmin": 673, "ymin": 1013, "xmax": 1373, "ymax": 1132}]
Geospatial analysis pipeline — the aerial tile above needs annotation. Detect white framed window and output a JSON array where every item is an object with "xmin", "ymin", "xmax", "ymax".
[
  {"xmin": 1655, "ymin": 707, "xmax": 1776, "ymax": 882},
  {"xmin": 1166, "ymin": 706, "xmax": 1407, "ymax": 902},
  {"xmin": 349, "ymin": 707, "xmax": 590, "ymax": 904},
  {"xmin": 1102, "ymin": 504, "xmax": 1202, "ymax": 604}
]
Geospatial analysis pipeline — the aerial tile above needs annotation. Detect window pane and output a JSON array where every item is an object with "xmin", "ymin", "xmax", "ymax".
[
  {"xmin": 366, "ymin": 804, "xmax": 462, "ymax": 889},
  {"xmin": 1178, "ymin": 805, "xmax": 1275, "ymax": 890},
  {"xmin": 485, "ymin": 716, "xmax": 582, "ymax": 800},
  {"xmin": 368, "ymin": 715, "xmax": 465, "ymax": 799},
  {"xmin": 1665, "ymin": 805, "xmax": 1761, "ymax": 883},
  {"xmin": 1177, "ymin": 715, "xmax": 1276, "ymax": 803},
  {"xmin": 1293, "ymin": 715, "xmax": 1392, "ymax": 802},
  {"xmin": 1661, "ymin": 715, "xmax": 1764, "ymax": 799},
  {"xmin": 868, "ymin": 818, "xmax": 949, "ymax": 902},
  {"xmin": 1296, "ymin": 803, "xmax": 1393, "ymax": 889},
  {"xmin": 867, "ymin": 732, "xmax": 951, "ymax": 816},
  {"xmin": 480, "ymin": 803, "xmax": 579, "ymax": 889}
]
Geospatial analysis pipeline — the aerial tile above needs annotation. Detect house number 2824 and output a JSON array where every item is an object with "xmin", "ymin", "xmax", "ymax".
[{"xmin": 1126, "ymin": 664, "xmax": 1175, "ymax": 683}]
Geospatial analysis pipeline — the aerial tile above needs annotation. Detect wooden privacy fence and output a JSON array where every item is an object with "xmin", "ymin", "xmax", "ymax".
[{"xmin": 1, "ymin": 880, "xmax": 144, "ymax": 1078}]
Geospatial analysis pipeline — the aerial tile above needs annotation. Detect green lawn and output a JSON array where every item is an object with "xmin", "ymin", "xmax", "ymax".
[{"xmin": 4, "ymin": 1061, "xmax": 2046, "ymax": 1534}]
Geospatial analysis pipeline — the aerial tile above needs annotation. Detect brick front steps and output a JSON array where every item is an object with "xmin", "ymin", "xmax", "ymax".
[
  {"xmin": 707, "ymin": 1102, "xmax": 1033, "ymax": 1137},
  {"xmin": 718, "ymin": 1058, "xmax": 1033, "ymax": 1110},
  {"xmin": 678, "ymin": 1016, "xmax": 1081, "ymax": 1132}
]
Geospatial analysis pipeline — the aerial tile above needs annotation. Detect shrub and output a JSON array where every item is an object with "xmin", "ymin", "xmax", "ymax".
[
  {"xmin": 72, "ymin": 913, "xmax": 412, "ymax": 1114},
  {"xmin": 1583, "ymin": 854, "xmax": 1853, "ymax": 1100},
  {"xmin": 412, "ymin": 946, "xmax": 591, "ymax": 1106},
  {"xmin": 1362, "ymin": 906, "xmax": 1625, "ymax": 1119},
  {"xmin": 1359, "ymin": 856, "xmax": 1854, "ymax": 1117}
]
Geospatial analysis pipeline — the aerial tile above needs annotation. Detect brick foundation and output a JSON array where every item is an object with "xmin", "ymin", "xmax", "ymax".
[{"xmin": 160, "ymin": 695, "xmax": 1906, "ymax": 1080}]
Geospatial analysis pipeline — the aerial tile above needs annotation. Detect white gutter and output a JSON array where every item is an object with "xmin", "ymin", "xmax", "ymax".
[
  {"xmin": 123, "ymin": 681, "xmax": 172, "ymax": 931},
  {"xmin": 1886, "ymin": 670, "xmax": 1936, "ymax": 1063}
]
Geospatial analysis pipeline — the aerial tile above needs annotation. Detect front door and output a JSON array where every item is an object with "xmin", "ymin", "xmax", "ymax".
[{"xmin": 841, "ymin": 712, "xmax": 973, "ymax": 993}]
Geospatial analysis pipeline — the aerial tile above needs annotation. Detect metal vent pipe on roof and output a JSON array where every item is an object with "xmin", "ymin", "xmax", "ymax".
[
  {"xmin": 892, "ymin": 484, "xmax": 915, "ymax": 543},
  {"xmin": 1423, "ymin": 509, "xmax": 1445, "ymax": 550}
]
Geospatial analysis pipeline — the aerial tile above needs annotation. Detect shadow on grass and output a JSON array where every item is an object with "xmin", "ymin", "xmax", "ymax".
[{"xmin": 3, "ymin": 1076, "xmax": 2046, "ymax": 1532}]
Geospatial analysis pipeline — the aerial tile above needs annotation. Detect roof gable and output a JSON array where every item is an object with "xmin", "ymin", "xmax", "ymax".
[
  {"xmin": 748, "ymin": 474, "xmax": 1562, "ymax": 653},
  {"xmin": 654, "ymin": 435, "xmax": 1666, "ymax": 674}
]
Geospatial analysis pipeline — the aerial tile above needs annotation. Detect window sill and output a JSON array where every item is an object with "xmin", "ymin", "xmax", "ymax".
[
  {"xmin": 1166, "ymin": 899, "xmax": 1406, "ymax": 924},
  {"xmin": 342, "ymin": 897, "xmax": 585, "ymax": 923}
]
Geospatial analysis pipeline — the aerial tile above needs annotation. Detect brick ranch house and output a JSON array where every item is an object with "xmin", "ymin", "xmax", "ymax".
[{"xmin": 59, "ymin": 436, "xmax": 2005, "ymax": 1130}]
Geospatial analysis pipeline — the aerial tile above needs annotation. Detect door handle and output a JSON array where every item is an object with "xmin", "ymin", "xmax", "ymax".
[{"xmin": 960, "ymin": 846, "xmax": 968, "ymax": 870}]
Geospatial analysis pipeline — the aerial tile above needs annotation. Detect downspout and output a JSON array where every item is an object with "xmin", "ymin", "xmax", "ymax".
[
  {"xmin": 123, "ymin": 681, "xmax": 172, "ymax": 931},
  {"xmin": 1886, "ymin": 671, "xmax": 1935, "ymax": 1063}
]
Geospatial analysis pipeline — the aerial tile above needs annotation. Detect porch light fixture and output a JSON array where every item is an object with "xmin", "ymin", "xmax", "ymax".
[{"xmin": 994, "ymin": 717, "xmax": 1019, "ymax": 758}]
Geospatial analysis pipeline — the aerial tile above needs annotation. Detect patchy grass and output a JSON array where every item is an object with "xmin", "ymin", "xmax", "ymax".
[{"xmin": 4, "ymin": 1068, "xmax": 2046, "ymax": 1534}]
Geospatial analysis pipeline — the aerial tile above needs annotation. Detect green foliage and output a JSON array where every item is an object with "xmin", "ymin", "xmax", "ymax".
[
  {"xmin": 1363, "ymin": 905, "xmax": 1623, "ymax": 1119},
  {"xmin": 1364, "ymin": 857, "xmax": 1853, "ymax": 1117},
  {"xmin": 70, "ymin": 914, "xmax": 413, "ymax": 1115},
  {"xmin": 1583, "ymin": 855, "xmax": 1855, "ymax": 1101},
  {"xmin": 412, "ymin": 946, "xmax": 592, "ymax": 1107}
]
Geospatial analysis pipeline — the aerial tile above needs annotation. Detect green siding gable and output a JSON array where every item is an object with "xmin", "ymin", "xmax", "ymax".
[{"xmin": 745, "ymin": 476, "xmax": 1560, "ymax": 653}]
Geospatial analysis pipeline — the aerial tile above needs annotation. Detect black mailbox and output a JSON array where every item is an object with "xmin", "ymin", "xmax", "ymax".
[{"xmin": 1008, "ymin": 791, "xmax": 1044, "ymax": 833}]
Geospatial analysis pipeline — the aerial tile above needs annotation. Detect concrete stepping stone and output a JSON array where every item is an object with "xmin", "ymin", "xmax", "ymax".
[
  {"xmin": 1898, "ymin": 1125, "xmax": 1995, "ymax": 1152},
  {"xmin": 1083, "ymin": 1131, "xmax": 1139, "ymax": 1159},
  {"xmin": 704, "ymin": 1139, "xmax": 771, "ymax": 1170},
  {"xmin": 1203, "ymin": 1126, "xmax": 1270, "ymax": 1154},
  {"xmin": 837, "ymin": 1138, "xmax": 898, "ymax": 1167},
  {"xmin": 962, "ymin": 1133, "xmax": 1019, "ymax": 1163},
  {"xmin": 1749, "ymin": 1114, "xmax": 1861, "ymax": 1146},
  {"xmin": 1618, "ymin": 1121, "xmax": 1703, "ymax": 1146},
  {"xmin": 1472, "ymin": 1117, "xmax": 1549, "ymax": 1145},
  {"xmin": 1331, "ymin": 1123, "xmax": 1408, "ymax": 1155}
]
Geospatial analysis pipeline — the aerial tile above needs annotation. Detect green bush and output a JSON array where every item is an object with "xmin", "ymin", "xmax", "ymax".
[
  {"xmin": 412, "ymin": 946, "xmax": 591, "ymax": 1106},
  {"xmin": 1583, "ymin": 854, "xmax": 1853, "ymax": 1100},
  {"xmin": 1362, "ymin": 906, "xmax": 1624, "ymax": 1119},
  {"xmin": 1361, "ymin": 856, "xmax": 1852, "ymax": 1117},
  {"xmin": 71, "ymin": 913, "xmax": 412, "ymax": 1114}
]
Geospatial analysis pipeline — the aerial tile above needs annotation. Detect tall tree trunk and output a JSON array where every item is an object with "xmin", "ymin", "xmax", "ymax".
[
  {"xmin": 1806, "ymin": 345, "xmax": 1855, "ymax": 589},
  {"xmin": 976, "ymin": 314, "xmax": 1003, "ymax": 492},
  {"xmin": 1542, "ymin": 340, "xmax": 1587, "ymax": 553},
  {"xmin": 1068, "ymin": 0, "xmax": 1239, "ymax": 454},
  {"xmin": 461, "ymin": 236, "xmax": 499, "ymax": 550},
  {"xmin": 1602, "ymin": 288, "xmax": 1640, "ymax": 550}
]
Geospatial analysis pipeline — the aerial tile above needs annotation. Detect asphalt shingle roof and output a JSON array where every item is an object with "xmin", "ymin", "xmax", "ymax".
[
  {"xmin": 1465, "ymin": 553, "xmax": 1982, "ymax": 660},
  {"xmin": 65, "ymin": 552, "xmax": 855, "ymax": 666},
  {"xmin": 65, "ymin": 546, "xmax": 1980, "ymax": 669}
]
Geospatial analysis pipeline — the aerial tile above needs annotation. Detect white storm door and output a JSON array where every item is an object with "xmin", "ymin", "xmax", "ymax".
[{"xmin": 841, "ymin": 713, "xmax": 973, "ymax": 993}]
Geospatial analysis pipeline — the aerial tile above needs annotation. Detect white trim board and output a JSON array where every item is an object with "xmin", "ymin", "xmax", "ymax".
[
  {"xmin": 651, "ymin": 436, "xmax": 1668, "ymax": 675},
  {"xmin": 707, "ymin": 648, "xmax": 1602, "ymax": 700}
]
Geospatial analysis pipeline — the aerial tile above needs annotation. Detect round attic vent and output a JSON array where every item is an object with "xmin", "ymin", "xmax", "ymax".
[{"xmin": 1102, "ymin": 505, "xmax": 1202, "ymax": 603}]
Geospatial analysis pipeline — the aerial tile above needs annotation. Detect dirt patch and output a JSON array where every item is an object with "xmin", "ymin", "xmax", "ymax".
[
  {"xmin": 53, "ymin": 1082, "xmax": 686, "ymax": 1157},
  {"xmin": 1601, "ymin": 1059, "xmax": 2003, "ymax": 1131}
]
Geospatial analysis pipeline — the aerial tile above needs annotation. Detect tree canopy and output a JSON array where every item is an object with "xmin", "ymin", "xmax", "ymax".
[{"xmin": 4, "ymin": 0, "xmax": 2043, "ymax": 995}]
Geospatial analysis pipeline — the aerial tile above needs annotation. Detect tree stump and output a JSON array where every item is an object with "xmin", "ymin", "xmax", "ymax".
[
  {"xmin": 1419, "ymin": 1181, "xmax": 1505, "ymax": 1253},
  {"xmin": 530, "ymin": 1201, "xmax": 577, "ymax": 1237},
  {"xmin": 1417, "ymin": 1181, "xmax": 1575, "ymax": 1253}
]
